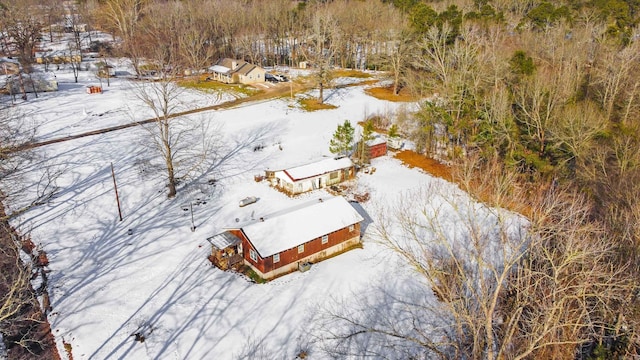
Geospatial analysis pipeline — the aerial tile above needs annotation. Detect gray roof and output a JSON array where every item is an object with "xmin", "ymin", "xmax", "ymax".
[{"xmin": 207, "ymin": 231, "xmax": 241, "ymax": 250}]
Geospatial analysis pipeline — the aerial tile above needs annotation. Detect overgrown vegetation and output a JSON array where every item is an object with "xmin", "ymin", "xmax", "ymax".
[
  {"xmin": 298, "ymin": 97, "xmax": 338, "ymax": 111},
  {"xmin": 178, "ymin": 79, "xmax": 259, "ymax": 97}
]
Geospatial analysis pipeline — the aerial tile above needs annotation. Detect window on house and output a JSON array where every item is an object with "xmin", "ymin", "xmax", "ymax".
[
  {"xmin": 273, "ymin": 253, "xmax": 280, "ymax": 263},
  {"xmin": 349, "ymin": 225, "xmax": 354, "ymax": 232},
  {"xmin": 250, "ymin": 249, "xmax": 257, "ymax": 262},
  {"xmin": 330, "ymin": 171, "xmax": 339, "ymax": 180},
  {"xmin": 298, "ymin": 244, "xmax": 304, "ymax": 253},
  {"xmin": 322, "ymin": 235, "xmax": 328, "ymax": 244}
]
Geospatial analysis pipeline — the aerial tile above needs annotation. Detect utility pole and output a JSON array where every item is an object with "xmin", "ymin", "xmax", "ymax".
[
  {"xmin": 190, "ymin": 202, "xmax": 196, "ymax": 232},
  {"xmin": 110, "ymin": 162, "xmax": 123, "ymax": 221}
]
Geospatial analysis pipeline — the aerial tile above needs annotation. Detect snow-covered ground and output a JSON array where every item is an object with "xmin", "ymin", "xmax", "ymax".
[
  {"xmin": 1, "ymin": 66, "xmax": 522, "ymax": 359},
  {"xmin": 3, "ymin": 64, "xmax": 236, "ymax": 142}
]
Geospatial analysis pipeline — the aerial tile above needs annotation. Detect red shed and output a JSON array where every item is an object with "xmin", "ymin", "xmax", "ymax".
[{"xmin": 367, "ymin": 136, "xmax": 387, "ymax": 159}]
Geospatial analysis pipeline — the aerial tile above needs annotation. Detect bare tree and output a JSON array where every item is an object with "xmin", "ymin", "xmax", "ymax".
[
  {"xmin": 592, "ymin": 40, "xmax": 640, "ymax": 122},
  {"xmin": 66, "ymin": 41, "xmax": 82, "ymax": 83},
  {"xmin": 0, "ymin": 0, "xmax": 42, "ymax": 64},
  {"xmin": 132, "ymin": 67, "xmax": 218, "ymax": 198},
  {"xmin": 177, "ymin": 3, "xmax": 215, "ymax": 75},
  {"xmin": 100, "ymin": 0, "xmax": 145, "ymax": 74},
  {"xmin": 133, "ymin": 73, "xmax": 184, "ymax": 198},
  {"xmin": 314, "ymin": 158, "xmax": 634, "ymax": 359},
  {"xmin": 0, "ymin": 108, "xmax": 36, "ymax": 179},
  {"xmin": 0, "ymin": 226, "xmax": 31, "ymax": 329},
  {"xmin": 300, "ymin": 3, "xmax": 340, "ymax": 104},
  {"xmin": 377, "ymin": 28, "xmax": 417, "ymax": 95},
  {"xmin": 0, "ymin": 219, "xmax": 59, "ymax": 359}
]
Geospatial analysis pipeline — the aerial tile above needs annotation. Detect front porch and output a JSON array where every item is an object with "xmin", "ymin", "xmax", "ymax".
[{"xmin": 207, "ymin": 232, "xmax": 244, "ymax": 271}]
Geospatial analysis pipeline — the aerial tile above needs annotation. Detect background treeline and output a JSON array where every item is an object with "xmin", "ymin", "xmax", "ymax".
[{"xmin": 2, "ymin": 0, "xmax": 640, "ymax": 358}]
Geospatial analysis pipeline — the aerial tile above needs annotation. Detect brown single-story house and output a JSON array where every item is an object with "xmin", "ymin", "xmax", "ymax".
[
  {"xmin": 265, "ymin": 157, "xmax": 355, "ymax": 195},
  {"xmin": 208, "ymin": 196, "xmax": 364, "ymax": 280},
  {"xmin": 207, "ymin": 58, "xmax": 265, "ymax": 84}
]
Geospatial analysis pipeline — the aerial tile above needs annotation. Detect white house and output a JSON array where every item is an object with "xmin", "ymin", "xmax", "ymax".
[{"xmin": 266, "ymin": 157, "xmax": 355, "ymax": 195}]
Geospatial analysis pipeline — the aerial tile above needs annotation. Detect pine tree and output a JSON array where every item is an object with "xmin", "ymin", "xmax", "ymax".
[
  {"xmin": 329, "ymin": 120, "xmax": 355, "ymax": 156},
  {"xmin": 389, "ymin": 124, "xmax": 399, "ymax": 138},
  {"xmin": 357, "ymin": 120, "xmax": 375, "ymax": 164}
]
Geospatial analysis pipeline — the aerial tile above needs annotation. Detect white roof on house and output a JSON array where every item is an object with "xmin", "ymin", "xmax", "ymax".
[
  {"xmin": 284, "ymin": 157, "xmax": 353, "ymax": 181},
  {"xmin": 239, "ymin": 196, "xmax": 363, "ymax": 257},
  {"xmin": 208, "ymin": 65, "xmax": 230, "ymax": 74}
]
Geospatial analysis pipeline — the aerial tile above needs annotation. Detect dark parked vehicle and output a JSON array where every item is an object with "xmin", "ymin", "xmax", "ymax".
[{"xmin": 265, "ymin": 73, "xmax": 278, "ymax": 82}]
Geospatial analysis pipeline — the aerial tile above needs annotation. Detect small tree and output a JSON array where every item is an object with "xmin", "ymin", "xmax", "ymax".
[
  {"xmin": 356, "ymin": 120, "xmax": 375, "ymax": 165},
  {"xmin": 67, "ymin": 42, "xmax": 82, "ymax": 83},
  {"xmin": 388, "ymin": 124, "xmax": 399, "ymax": 138},
  {"xmin": 300, "ymin": 2, "xmax": 339, "ymax": 104},
  {"xmin": 329, "ymin": 120, "xmax": 355, "ymax": 157}
]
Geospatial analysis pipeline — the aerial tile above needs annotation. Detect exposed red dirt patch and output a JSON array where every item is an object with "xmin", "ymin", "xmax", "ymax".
[
  {"xmin": 394, "ymin": 150, "xmax": 453, "ymax": 182},
  {"xmin": 365, "ymin": 85, "xmax": 419, "ymax": 102}
]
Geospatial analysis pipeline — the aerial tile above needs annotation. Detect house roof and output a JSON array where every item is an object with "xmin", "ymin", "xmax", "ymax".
[
  {"xmin": 366, "ymin": 134, "xmax": 387, "ymax": 147},
  {"xmin": 208, "ymin": 65, "xmax": 230, "ymax": 74},
  {"xmin": 217, "ymin": 58, "xmax": 244, "ymax": 69},
  {"xmin": 283, "ymin": 157, "xmax": 354, "ymax": 182},
  {"xmin": 235, "ymin": 63, "xmax": 263, "ymax": 76},
  {"xmin": 207, "ymin": 231, "xmax": 241, "ymax": 250},
  {"xmin": 212, "ymin": 58, "xmax": 263, "ymax": 76},
  {"xmin": 238, "ymin": 196, "xmax": 363, "ymax": 257}
]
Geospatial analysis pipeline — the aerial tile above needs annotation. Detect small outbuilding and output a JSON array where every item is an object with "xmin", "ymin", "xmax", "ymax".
[
  {"xmin": 367, "ymin": 135, "xmax": 387, "ymax": 159},
  {"xmin": 265, "ymin": 157, "xmax": 355, "ymax": 195},
  {"xmin": 209, "ymin": 196, "xmax": 363, "ymax": 280}
]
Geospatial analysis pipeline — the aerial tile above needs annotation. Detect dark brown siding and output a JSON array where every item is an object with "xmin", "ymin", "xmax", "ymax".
[
  {"xmin": 229, "ymin": 229, "xmax": 266, "ymax": 272},
  {"xmin": 369, "ymin": 143, "xmax": 387, "ymax": 159},
  {"xmin": 260, "ymin": 223, "xmax": 361, "ymax": 273}
]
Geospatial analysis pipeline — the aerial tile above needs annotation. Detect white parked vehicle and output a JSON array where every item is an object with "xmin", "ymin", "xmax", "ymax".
[{"xmin": 239, "ymin": 196, "xmax": 258, "ymax": 207}]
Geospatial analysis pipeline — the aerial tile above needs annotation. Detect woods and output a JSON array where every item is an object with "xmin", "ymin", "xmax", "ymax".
[{"xmin": 1, "ymin": 0, "xmax": 640, "ymax": 358}]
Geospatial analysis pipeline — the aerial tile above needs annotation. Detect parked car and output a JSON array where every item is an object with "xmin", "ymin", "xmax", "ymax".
[
  {"xmin": 265, "ymin": 73, "xmax": 278, "ymax": 82},
  {"xmin": 239, "ymin": 196, "xmax": 258, "ymax": 207}
]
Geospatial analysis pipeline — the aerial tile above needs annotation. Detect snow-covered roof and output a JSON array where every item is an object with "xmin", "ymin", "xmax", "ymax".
[
  {"xmin": 209, "ymin": 65, "xmax": 230, "ymax": 74},
  {"xmin": 207, "ymin": 231, "xmax": 241, "ymax": 250},
  {"xmin": 366, "ymin": 134, "xmax": 387, "ymax": 147},
  {"xmin": 283, "ymin": 157, "xmax": 354, "ymax": 181},
  {"xmin": 239, "ymin": 196, "xmax": 363, "ymax": 257}
]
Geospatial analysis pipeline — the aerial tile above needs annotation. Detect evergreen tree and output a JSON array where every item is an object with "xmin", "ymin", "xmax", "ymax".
[
  {"xmin": 388, "ymin": 124, "xmax": 400, "ymax": 138},
  {"xmin": 329, "ymin": 120, "xmax": 355, "ymax": 156},
  {"xmin": 357, "ymin": 120, "xmax": 375, "ymax": 164}
]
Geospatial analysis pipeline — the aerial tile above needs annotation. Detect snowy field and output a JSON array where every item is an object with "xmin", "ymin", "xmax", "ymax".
[{"xmin": 2, "ymin": 67, "xmax": 522, "ymax": 359}]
